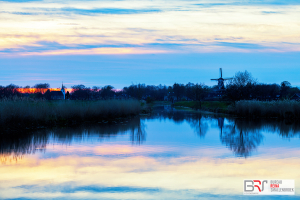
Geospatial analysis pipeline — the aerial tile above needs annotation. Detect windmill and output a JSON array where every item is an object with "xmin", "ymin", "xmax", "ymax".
[{"xmin": 211, "ymin": 68, "xmax": 233, "ymax": 90}]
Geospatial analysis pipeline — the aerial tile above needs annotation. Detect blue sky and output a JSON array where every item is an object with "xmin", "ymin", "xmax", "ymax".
[{"xmin": 0, "ymin": 0, "xmax": 299, "ymax": 88}]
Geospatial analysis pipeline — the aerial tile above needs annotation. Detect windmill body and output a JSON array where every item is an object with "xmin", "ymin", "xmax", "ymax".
[{"xmin": 211, "ymin": 68, "xmax": 233, "ymax": 90}]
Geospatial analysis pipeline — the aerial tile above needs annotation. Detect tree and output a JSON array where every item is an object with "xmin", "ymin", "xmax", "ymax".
[
  {"xmin": 101, "ymin": 85, "xmax": 115, "ymax": 99},
  {"xmin": 92, "ymin": 86, "xmax": 100, "ymax": 92},
  {"xmin": 280, "ymin": 81, "xmax": 291, "ymax": 99},
  {"xmin": 193, "ymin": 83, "xmax": 206, "ymax": 109},
  {"xmin": 185, "ymin": 82, "xmax": 195, "ymax": 100},
  {"xmin": 173, "ymin": 83, "xmax": 185, "ymax": 101},
  {"xmin": 33, "ymin": 83, "xmax": 50, "ymax": 88},
  {"xmin": 0, "ymin": 84, "xmax": 21, "ymax": 99},
  {"xmin": 71, "ymin": 85, "xmax": 91, "ymax": 100},
  {"xmin": 123, "ymin": 84, "xmax": 146, "ymax": 100},
  {"xmin": 33, "ymin": 83, "xmax": 50, "ymax": 94},
  {"xmin": 71, "ymin": 84, "xmax": 86, "ymax": 90},
  {"xmin": 225, "ymin": 71, "xmax": 257, "ymax": 101},
  {"xmin": 230, "ymin": 71, "xmax": 256, "ymax": 87}
]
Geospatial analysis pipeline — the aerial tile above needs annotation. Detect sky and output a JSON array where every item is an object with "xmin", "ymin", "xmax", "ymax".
[{"xmin": 0, "ymin": 0, "xmax": 299, "ymax": 89}]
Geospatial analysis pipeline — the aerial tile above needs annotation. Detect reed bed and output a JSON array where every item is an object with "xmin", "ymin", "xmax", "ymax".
[
  {"xmin": 0, "ymin": 98, "xmax": 141, "ymax": 129},
  {"xmin": 234, "ymin": 100, "xmax": 300, "ymax": 118}
]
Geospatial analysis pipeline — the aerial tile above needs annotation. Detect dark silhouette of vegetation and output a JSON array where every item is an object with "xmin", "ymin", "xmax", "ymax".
[
  {"xmin": 0, "ymin": 98, "xmax": 141, "ymax": 132},
  {"xmin": 101, "ymin": 85, "xmax": 114, "ymax": 99},
  {"xmin": 71, "ymin": 84, "xmax": 91, "ymax": 100},
  {"xmin": 33, "ymin": 83, "xmax": 50, "ymax": 89},
  {"xmin": 0, "ymin": 84, "xmax": 21, "ymax": 98},
  {"xmin": 1, "ymin": 69, "xmax": 300, "ymax": 119},
  {"xmin": 224, "ymin": 71, "xmax": 257, "ymax": 101}
]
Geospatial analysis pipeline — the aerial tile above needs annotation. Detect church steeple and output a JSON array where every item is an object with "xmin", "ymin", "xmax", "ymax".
[{"xmin": 61, "ymin": 82, "xmax": 66, "ymax": 99}]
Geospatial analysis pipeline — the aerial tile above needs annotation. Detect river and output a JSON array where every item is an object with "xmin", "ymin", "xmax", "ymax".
[{"xmin": 0, "ymin": 106, "xmax": 299, "ymax": 199}]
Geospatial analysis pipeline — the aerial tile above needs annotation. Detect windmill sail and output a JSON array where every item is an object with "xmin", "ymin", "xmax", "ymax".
[{"xmin": 211, "ymin": 68, "xmax": 232, "ymax": 90}]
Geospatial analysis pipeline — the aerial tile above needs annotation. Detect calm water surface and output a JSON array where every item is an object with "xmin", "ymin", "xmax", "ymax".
[{"xmin": 1, "ymin": 106, "xmax": 300, "ymax": 199}]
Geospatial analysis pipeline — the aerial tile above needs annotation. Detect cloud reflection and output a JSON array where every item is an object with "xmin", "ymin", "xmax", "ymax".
[
  {"xmin": 1, "ymin": 151, "xmax": 300, "ymax": 199},
  {"xmin": 1, "ymin": 110, "xmax": 300, "ymax": 198}
]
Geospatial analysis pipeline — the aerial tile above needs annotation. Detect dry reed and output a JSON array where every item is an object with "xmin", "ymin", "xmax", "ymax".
[
  {"xmin": 0, "ymin": 98, "xmax": 141, "ymax": 127},
  {"xmin": 235, "ymin": 100, "xmax": 300, "ymax": 118}
]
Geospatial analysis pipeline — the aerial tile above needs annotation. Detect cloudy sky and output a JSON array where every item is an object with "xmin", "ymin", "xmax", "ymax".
[{"xmin": 0, "ymin": 0, "xmax": 299, "ymax": 88}]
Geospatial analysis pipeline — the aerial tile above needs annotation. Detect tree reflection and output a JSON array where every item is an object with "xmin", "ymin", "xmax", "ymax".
[
  {"xmin": 0, "ymin": 117, "xmax": 144, "ymax": 162},
  {"xmin": 130, "ymin": 121, "xmax": 146, "ymax": 144},
  {"xmin": 2, "ymin": 107, "xmax": 300, "ymax": 161},
  {"xmin": 150, "ymin": 106, "xmax": 208, "ymax": 138},
  {"xmin": 218, "ymin": 117, "xmax": 300, "ymax": 158},
  {"xmin": 221, "ymin": 123, "xmax": 263, "ymax": 158},
  {"xmin": 188, "ymin": 114, "xmax": 208, "ymax": 138}
]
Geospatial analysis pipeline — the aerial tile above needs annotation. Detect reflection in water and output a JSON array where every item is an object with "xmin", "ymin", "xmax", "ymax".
[
  {"xmin": 130, "ymin": 120, "xmax": 146, "ymax": 144},
  {"xmin": 0, "ymin": 131, "xmax": 48, "ymax": 163},
  {"xmin": 1, "ymin": 107, "xmax": 300, "ymax": 199},
  {"xmin": 189, "ymin": 114, "xmax": 208, "ymax": 138},
  {"xmin": 220, "ymin": 118, "xmax": 300, "ymax": 158},
  {"xmin": 0, "ymin": 117, "xmax": 145, "ymax": 162},
  {"xmin": 221, "ymin": 123, "xmax": 263, "ymax": 158},
  {"xmin": 1, "ymin": 107, "xmax": 300, "ymax": 161},
  {"xmin": 218, "ymin": 117, "xmax": 263, "ymax": 158},
  {"xmin": 150, "ymin": 106, "xmax": 209, "ymax": 138}
]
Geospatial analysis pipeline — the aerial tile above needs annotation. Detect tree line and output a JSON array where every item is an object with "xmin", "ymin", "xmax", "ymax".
[{"xmin": 0, "ymin": 71, "xmax": 299, "ymax": 102}]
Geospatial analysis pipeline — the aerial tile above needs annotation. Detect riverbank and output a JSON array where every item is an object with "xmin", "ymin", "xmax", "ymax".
[
  {"xmin": 174, "ymin": 101, "xmax": 232, "ymax": 113},
  {"xmin": 173, "ymin": 100, "xmax": 300, "ymax": 119},
  {"xmin": 0, "ymin": 99, "xmax": 141, "ymax": 132}
]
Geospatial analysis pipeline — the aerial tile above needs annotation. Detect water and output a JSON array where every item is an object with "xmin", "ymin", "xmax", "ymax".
[{"xmin": 1, "ymin": 106, "xmax": 300, "ymax": 199}]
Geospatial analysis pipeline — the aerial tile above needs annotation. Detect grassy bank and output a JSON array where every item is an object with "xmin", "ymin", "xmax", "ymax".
[
  {"xmin": 235, "ymin": 100, "xmax": 300, "ymax": 118},
  {"xmin": 174, "ymin": 100, "xmax": 300, "ymax": 119},
  {"xmin": 174, "ymin": 101, "xmax": 232, "ymax": 113},
  {"xmin": 0, "ymin": 99, "xmax": 141, "ymax": 131}
]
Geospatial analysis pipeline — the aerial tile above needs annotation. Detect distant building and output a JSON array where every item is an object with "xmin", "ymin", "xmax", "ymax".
[
  {"xmin": 50, "ymin": 91, "xmax": 64, "ymax": 100},
  {"xmin": 49, "ymin": 83, "xmax": 65, "ymax": 100},
  {"xmin": 164, "ymin": 92, "xmax": 178, "ymax": 102},
  {"xmin": 291, "ymin": 93, "xmax": 300, "ymax": 101},
  {"xmin": 61, "ymin": 82, "xmax": 65, "ymax": 99},
  {"xmin": 206, "ymin": 88, "xmax": 223, "ymax": 100}
]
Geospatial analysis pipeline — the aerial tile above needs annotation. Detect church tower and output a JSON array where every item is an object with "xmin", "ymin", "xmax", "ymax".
[{"xmin": 61, "ymin": 82, "xmax": 66, "ymax": 100}]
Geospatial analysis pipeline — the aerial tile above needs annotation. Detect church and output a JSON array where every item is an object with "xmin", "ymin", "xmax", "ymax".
[{"xmin": 50, "ymin": 83, "xmax": 66, "ymax": 100}]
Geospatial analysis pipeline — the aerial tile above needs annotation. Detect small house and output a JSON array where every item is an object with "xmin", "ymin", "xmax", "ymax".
[{"xmin": 291, "ymin": 93, "xmax": 300, "ymax": 101}]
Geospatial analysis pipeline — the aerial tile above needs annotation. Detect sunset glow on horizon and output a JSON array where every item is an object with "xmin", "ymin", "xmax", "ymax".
[
  {"xmin": 0, "ymin": 0, "xmax": 300, "ymax": 88},
  {"xmin": 16, "ymin": 88, "xmax": 72, "ymax": 94}
]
